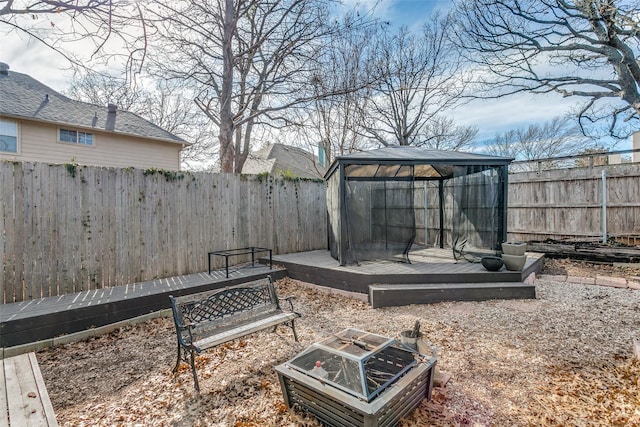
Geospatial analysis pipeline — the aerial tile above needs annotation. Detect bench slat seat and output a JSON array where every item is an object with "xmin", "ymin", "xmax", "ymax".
[
  {"xmin": 169, "ymin": 275, "xmax": 300, "ymax": 391},
  {"xmin": 192, "ymin": 311, "xmax": 300, "ymax": 351}
]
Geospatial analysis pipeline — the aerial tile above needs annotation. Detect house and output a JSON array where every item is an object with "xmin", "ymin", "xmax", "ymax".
[
  {"xmin": 242, "ymin": 143, "xmax": 325, "ymax": 179},
  {"xmin": 0, "ymin": 63, "xmax": 188, "ymax": 170}
]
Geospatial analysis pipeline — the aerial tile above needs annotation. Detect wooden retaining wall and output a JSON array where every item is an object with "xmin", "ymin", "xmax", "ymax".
[{"xmin": 0, "ymin": 162, "xmax": 326, "ymax": 303}]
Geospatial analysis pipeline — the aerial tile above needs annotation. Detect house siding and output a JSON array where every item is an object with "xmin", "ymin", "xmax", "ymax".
[{"xmin": 0, "ymin": 119, "xmax": 183, "ymax": 170}]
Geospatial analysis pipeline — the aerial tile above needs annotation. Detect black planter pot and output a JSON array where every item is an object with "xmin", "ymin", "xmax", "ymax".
[{"xmin": 481, "ymin": 256, "xmax": 504, "ymax": 271}]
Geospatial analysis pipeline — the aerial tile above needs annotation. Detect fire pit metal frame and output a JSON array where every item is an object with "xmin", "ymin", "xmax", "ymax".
[{"xmin": 275, "ymin": 328, "xmax": 437, "ymax": 427}]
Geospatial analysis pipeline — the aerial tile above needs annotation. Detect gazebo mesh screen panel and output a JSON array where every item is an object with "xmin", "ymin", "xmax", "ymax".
[
  {"xmin": 344, "ymin": 178, "xmax": 415, "ymax": 265},
  {"xmin": 448, "ymin": 165, "xmax": 505, "ymax": 260}
]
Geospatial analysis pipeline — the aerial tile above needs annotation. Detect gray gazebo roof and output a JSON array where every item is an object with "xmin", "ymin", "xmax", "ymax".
[{"xmin": 325, "ymin": 146, "xmax": 513, "ymax": 181}]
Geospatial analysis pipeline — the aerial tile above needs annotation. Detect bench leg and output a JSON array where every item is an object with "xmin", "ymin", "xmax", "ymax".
[
  {"xmin": 290, "ymin": 320, "xmax": 299, "ymax": 342},
  {"xmin": 173, "ymin": 337, "xmax": 182, "ymax": 374},
  {"xmin": 190, "ymin": 350, "xmax": 200, "ymax": 392}
]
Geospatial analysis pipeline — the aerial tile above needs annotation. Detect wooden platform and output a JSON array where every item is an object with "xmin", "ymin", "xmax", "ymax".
[
  {"xmin": 2, "ymin": 352, "xmax": 57, "ymax": 426},
  {"xmin": 0, "ymin": 265, "xmax": 285, "ymax": 349},
  {"xmin": 272, "ymin": 248, "xmax": 542, "ymax": 307}
]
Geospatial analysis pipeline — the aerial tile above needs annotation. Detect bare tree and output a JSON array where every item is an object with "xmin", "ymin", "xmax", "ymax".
[
  {"xmin": 361, "ymin": 13, "xmax": 472, "ymax": 148},
  {"xmin": 290, "ymin": 12, "xmax": 384, "ymax": 167},
  {"xmin": 452, "ymin": 0, "xmax": 640, "ymax": 138},
  {"xmin": 420, "ymin": 116, "xmax": 478, "ymax": 151},
  {"xmin": 485, "ymin": 115, "xmax": 598, "ymax": 161},
  {"xmin": 145, "ymin": 0, "xmax": 367, "ymax": 173},
  {"xmin": 0, "ymin": 0, "xmax": 147, "ymax": 76}
]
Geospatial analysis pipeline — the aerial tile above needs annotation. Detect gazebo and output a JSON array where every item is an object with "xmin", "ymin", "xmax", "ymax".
[{"xmin": 325, "ymin": 146, "xmax": 513, "ymax": 266}]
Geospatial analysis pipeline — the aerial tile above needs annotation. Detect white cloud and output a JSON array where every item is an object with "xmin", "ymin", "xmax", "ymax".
[{"xmin": 450, "ymin": 92, "xmax": 584, "ymax": 141}]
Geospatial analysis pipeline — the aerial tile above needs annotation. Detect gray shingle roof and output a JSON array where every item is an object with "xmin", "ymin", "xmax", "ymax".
[
  {"xmin": 242, "ymin": 143, "xmax": 325, "ymax": 179},
  {"xmin": 0, "ymin": 66, "xmax": 186, "ymax": 145}
]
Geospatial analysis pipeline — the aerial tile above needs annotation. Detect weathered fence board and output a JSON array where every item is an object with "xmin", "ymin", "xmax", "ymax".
[
  {"xmin": 416, "ymin": 163, "xmax": 639, "ymax": 248},
  {"xmin": 507, "ymin": 164, "xmax": 640, "ymax": 243},
  {"xmin": 1, "ymin": 162, "xmax": 326, "ymax": 303}
]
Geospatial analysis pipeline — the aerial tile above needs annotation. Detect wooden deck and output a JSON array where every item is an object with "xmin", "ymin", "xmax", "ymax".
[
  {"xmin": 272, "ymin": 248, "xmax": 543, "ymax": 307},
  {"xmin": 0, "ymin": 265, "xmax": 285, "ymax": 349},
  {"xmin": 2, "ymin": 352, "xmax": 57, "ymax": 426},
  {"xmin": 1, "ymin": 248, "xmax": 543, "ymax": 349}
]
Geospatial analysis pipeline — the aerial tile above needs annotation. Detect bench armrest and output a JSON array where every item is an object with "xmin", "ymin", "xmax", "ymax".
[
  {"xmin": 174, "ymin": 321, "xmax": 197, "ymax": 347},
  {"xmin": 279, "ymin": 295, "xmax": 297, "ymax": 312}
]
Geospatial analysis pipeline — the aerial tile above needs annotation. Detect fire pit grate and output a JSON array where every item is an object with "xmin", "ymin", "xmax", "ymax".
[{"xmin": 275, "ymin": 328, "xmax": 436, "ymax": 427}]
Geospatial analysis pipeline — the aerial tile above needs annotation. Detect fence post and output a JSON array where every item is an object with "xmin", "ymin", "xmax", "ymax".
[{"xmin": 601, "ymin": 170, "xmax": 607, "ymax": 244}]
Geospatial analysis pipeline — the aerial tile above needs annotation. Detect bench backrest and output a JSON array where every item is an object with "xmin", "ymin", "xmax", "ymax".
[{"xmin": 170, "ymin": 277, "xmax": 280, "ymax": 339}]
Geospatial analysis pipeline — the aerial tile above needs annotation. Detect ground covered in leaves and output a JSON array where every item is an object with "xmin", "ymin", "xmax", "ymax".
[
  {"xmin": 541, "ymin": 257, "xmax": 640, "ymax": 280},
  {"xmin": 37, "ymin": 261, "xmax": 640, "ymax": 426}
]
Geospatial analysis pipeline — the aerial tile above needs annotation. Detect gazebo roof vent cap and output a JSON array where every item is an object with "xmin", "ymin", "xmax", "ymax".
[{"xmin": 0, "ymin": 63, "xmax": 9, "ymax": 75}]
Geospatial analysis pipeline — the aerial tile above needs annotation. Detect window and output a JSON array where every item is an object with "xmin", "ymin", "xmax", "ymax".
[
  {"xmin": 0, "ymin": 119, "xmax": 18, "ymax": 153},
  {"xmin": 59, "ymin": 128, "xmax": 93, "ymax": 145}
]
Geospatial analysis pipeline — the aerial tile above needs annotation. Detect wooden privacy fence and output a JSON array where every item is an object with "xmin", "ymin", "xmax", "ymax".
[
  {"xmin": 414, "ymin": 163, "xmax": 639, "ymax": 248},
  {"xmin": 1, "ymin": 162, "xmax": 327, "ymax": 304},
  {"xmin": 507, "ymin": 163, "xmax": 640, "ymax": 244}
]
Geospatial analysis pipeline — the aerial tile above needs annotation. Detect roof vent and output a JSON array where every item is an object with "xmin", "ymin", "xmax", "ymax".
[
  {"xmin": 0, "ymin": 63, "xmax": 9, "ymax": 75},
  {"xmin": 107, "ymin": 103, "xmax": 117, "ymax": 114}
]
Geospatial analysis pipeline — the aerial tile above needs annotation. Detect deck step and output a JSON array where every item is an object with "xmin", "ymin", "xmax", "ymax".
[{"xmin": 368, "ymin": 282, "xmax": 536, "ymax": 308}]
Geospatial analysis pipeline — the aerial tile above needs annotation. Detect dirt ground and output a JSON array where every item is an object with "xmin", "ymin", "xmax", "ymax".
[
  {"xmin": 37, "ymin": 258, "xmax": 640, "ymax": 427},
  {"xmin": 541, "ymin": 257, "xmax": 640, "ymax": 280}
]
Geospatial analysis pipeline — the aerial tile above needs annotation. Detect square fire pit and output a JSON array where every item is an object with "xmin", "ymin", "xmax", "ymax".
[{"xmin": 275, "ymin": 328, "xmax": 436, "ymax": 427}]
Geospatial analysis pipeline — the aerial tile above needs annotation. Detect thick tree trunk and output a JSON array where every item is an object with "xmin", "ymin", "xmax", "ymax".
[{"xmin": 219, "ymin": 0, "xmax": 236, "ymax": 173}]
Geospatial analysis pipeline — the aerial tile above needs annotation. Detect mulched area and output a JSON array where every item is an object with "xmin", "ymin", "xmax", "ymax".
[{"xmin": 36, "ymin": 263, "xmax": 640, "ymax": 426}]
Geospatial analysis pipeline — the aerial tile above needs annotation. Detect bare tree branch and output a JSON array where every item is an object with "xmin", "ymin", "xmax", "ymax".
[
  {"xmin": 451, "ymin": 0, "xmax": 640, "ymax": 138},
  {"xmin": 360, "ymin": 13, "xmax": 473, "ymax": 148},
  {"xmin": 1, "ymin": 0, "xmax": 149, "ymax": 78}
]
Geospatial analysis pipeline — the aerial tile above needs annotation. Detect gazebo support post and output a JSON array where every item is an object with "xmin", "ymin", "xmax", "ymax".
[
  {"xmin": 500, "ymin": 165, "xmax": 509, "ymax": 244},
  {"xmin": 339, "ymin": 163, "xmax": 348, "ymax": 266},
  {"xmin": 438, "ymin": 180, "xmax": 444, "ymax": 249}
]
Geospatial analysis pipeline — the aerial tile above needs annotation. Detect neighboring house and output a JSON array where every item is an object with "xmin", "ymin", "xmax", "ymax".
[
  {"xmin": 0, "ymin": 63, "xmax": 188, "ymax": 170},
  {"xmin": 242, "ymin": 143, "xmax": 325, "ymax": 179}
]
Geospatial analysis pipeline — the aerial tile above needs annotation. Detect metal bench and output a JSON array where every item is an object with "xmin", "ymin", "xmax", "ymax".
[
  {"xmin": 169, "ymin": 275, "xmax": 300, "ymax": 391},
  {"xmin": 2, "ymin": 352, "xmax": 58, "ymax": 426}
]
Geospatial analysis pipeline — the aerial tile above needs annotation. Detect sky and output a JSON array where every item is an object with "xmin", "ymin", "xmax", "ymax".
[{"xmin": 0, "ymin": 0, "xmax": 633, "ymax": 151}]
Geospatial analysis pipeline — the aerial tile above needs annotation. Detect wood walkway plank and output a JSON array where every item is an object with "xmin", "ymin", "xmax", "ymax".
[
  {"xmin": 2, "ymin": 353, "xmax": 57, "ymax": 427},
  {"xmin": 0, "ymin": 356, "xmax": 7, "ymax": 427}
]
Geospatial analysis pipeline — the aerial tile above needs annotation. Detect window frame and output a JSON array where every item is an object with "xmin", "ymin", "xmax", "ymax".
[
  {"xmin": 0, "ymin": 119, "xmax": 19, "ymax": 154},
  {"xmin": 58, "ymin": 127, "xmax": 95, "ymax": 146}
]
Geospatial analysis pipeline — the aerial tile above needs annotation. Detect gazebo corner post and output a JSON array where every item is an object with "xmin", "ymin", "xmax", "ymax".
[
  {"xmin": 338, "ymin": 162, "xmax": 348, "ymax": 266},
  {"xmin": 501, "ymin": 165, "xmax": 509, "ymax": 244},
  {"xmin": 438, "ymin": 179, "xmax": 445, "ymax": 249}
]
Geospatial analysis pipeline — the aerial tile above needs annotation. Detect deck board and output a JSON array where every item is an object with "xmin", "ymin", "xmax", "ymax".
[
  {"xmin": 272, "ymin": 249, "xmax": 543, "ymax": 306},
  {"xmin": 1, "ymin": 265, "xmax": 285, "ymax": 348},
  {"xmin": 2, "ymin": 353, "xmax": 57, "ymax": 427}
]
